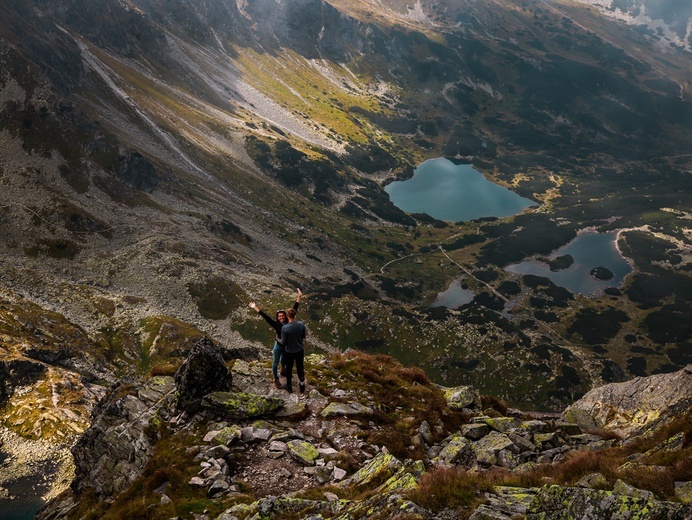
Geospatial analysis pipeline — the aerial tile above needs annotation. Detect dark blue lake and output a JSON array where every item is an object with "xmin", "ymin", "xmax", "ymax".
[
  {"xmin": 385, "ymin": 158, "xmax": 537, "ymax": 221},
  {"xmin": 505, "ymin": 231, "xmax": 632, "ymax": 295}
]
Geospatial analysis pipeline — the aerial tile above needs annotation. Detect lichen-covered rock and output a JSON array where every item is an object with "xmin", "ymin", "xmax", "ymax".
[
  {"xmin": 320, "ymin": 401, "xmax": 373, "ymax": 418},
  {"xmin": 526, "ymin": 485, "xmax": 692, "ymax": 519},
  {"xmin": 436, "ymin": 384, "xmax": 480, "ymax": 410},
  {"xmin": 337, "ymin": 451, "xmax": 403, "ymax": 489},
  {"xmin": 483, "ymin": 417, "xmax": 521, "ymax": 433},
  {"xmin": 473, "ymin": 486, "xmax": 538, "ymax": 519},
  {"xmin": 376, "ymin": 460, "xmax": 425, "ymax": 494},
  {"xmin": 473, "ymin": 431, "xmax": 519, "ymax": 466},
  {"xmin": 201, "ymin": 391, "xmax": 284, "ymax": 419},
  {"xmin": 287, "ymin": 439, "xmax": 319, "ymax": 466},
  {"xmin": 334, "ymin": 491, "xmax": 429, "ymax": 520},
  {"xmin": 462, "ymin": 423, "xmax": 490, "ymax": 440},
  {"xmin": 210, "ymin": 426, "xmax": 242, "ymax": 446},
  {"xmin": 435, "ymin": 434, "xmax": 474, "ymax": 466},
  {"xmin": 564, "ymin": 365, "xmax": 692, "ymax": 436},
  {"xmin": 175, "ymin": 337, "xmax": 232, "ymax": 412}
]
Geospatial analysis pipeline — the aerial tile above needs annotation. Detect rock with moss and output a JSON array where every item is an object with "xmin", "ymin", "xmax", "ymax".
[
  {"xmin": 175, "ymin": 337, "xmax": 232, "ymax": 412},
  {"xmin": 473, "ymin": 431, "xmax": 519, "ymax": 466},
  {"xmin": 375, "ymin": 459, "xmax": 425, "ymax": 494},
  {"xmin": 335, "ymin": 491, "xmax": 429, "ymax": 520},
  {"xmin": 473, "ymin": 486, "xmax": 538, "ymax": 519},
  {"xmin": 210, "ymin": 425, "xmax": 242, "ymax": 446},
  {"xmin": 236, "ymin": 495, "xmax": 333, "ymax": 519},
  {"xmin": 337, "ymin": 451, "xmax": 403, "ymax": 489},
  {"xmin": 287, "ymin": 439, "xmax": 319, "ymax": 465},
  {"xmin": 201, "ymin": 391, "xmax": 284, "ymax": 420},
  {"xmin": 436, "ymin": 383, "xmax": 481, "ymax": 410},
  {"xmin": 483, "ymin": 417, "xmax": 521, "ymax": 433},
  {"xmin": 526, "ymin": 485, "xmax": 692, "ymax": 519},
  {"xmin": 435, "ymin": 434, "xmax": 474, "ymax": 466}
]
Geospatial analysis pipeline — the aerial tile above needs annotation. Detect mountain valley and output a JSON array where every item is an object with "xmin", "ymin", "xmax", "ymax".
[{"xmin": 0, "ymin": 0, "xmax": 691, "ymax": 517}]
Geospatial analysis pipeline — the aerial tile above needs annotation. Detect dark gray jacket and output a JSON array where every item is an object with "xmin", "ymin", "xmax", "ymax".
[{"xmin": 281, "ymin": 321, "xmax": 306, "ymax": 353}]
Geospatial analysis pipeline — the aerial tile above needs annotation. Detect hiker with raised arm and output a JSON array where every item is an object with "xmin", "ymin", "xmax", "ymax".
[{"xmin": 248, "ymin": 288, "xmax": 302, "ymax": 389}]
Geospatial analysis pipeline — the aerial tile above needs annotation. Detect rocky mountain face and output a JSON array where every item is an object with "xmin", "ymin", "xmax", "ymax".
[
  {"xmin": 573, "ymin": 0, "xmax": 692, "ymax": 52},
  {"xmin": 34, "ymin": 343, "xmax": 692, "ymax": 519},
  {"xmin": 0, "ymin": 0, "xmax": 691, "ymax": 517}
]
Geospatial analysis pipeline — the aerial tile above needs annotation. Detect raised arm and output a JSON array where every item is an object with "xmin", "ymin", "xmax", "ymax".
[
  {"xmin": 293, "ymin": 288, "xmax": 302, "ymax": 311},
  {"xmin": 249, "ymin": 302, "xmax": 278, "ymax": 329}
]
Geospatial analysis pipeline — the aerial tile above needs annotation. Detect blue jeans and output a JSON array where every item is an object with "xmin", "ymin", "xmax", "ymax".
[{"xmin": 272, "ymin": 342, "xmax": 284, "ymax": 380}]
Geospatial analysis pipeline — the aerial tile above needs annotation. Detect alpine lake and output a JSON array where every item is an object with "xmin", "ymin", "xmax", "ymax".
[{"xmin": 386, "ymin": 158, "xmax": 632, "ymax": 307}]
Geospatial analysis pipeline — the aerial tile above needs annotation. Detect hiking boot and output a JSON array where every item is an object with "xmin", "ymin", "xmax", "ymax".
[
  {"xmin": 280, "ymin": 367, "xmax": 287, "ymax": 377},
  {"xmin": 299, "ymin": 381, "xmax": 306, "ymax": 394},
  {"xmin": 274, "ymin": 379, "xmax": 283, "ymax": 389}
]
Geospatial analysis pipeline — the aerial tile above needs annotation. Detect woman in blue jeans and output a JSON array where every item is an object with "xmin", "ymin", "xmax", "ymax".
[{"xmin": 249, "ymin": 288, "xmax": 302, "ymax": 388}]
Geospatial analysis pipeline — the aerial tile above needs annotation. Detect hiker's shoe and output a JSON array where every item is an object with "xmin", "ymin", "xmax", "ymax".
[
  {"xmin": 280, "ymin": 367, "xmax": 287, "ymax": 377},
  {"xmin": 274, "ymin": 379, "xmax": 283, "ymax": 389},
  {"xmin": 299, "ymin": 382, "xmax": 306, "ymax": 394}
]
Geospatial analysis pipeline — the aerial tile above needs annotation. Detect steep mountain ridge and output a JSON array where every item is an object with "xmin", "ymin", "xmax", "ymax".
[{"xmin": 29, "ymin": 343, "xmax": 692, "ymax": 519}]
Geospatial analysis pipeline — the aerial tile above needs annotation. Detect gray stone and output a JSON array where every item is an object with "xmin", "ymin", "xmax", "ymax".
[
  {"xmin": 575, "ymin": 473, "xmax": 609, "ymax": 489},
  {"xmin": 320, "ymin": 401, "xmax": 373, "ymax": 418},
  {"xmin": 435, "ymin": 434, "xmax": 474, "ymax": 466},
  {"xmin": 613, "ymin": 479, "xmax": 655, "ymax": 500},
  {"xmin": 563, "ymin": 365, "xmax": 692, "ymax": 436},
  {"xmin": 436, "ymin": 384, "xmax": 480, "ymax": 410},
  {"xmin": 462, "ymin": 423, "xmax": 490, "ymax": 441}
]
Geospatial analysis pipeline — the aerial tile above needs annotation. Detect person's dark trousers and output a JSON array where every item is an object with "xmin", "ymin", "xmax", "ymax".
[{"xmin": 283, "ymin": 350, "xmax": 305, "ymax": 392}]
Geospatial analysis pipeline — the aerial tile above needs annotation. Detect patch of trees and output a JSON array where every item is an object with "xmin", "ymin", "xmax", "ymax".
[
  {"xmin": 567, "ymin": 307, "xmax": 629, "ymax": 346},
  {"xmin": 245, "ymin": 137, "xmax": 346, "ymax": 203},
  {"xmin": 445, "ymin": 234, "xmax": 486, "ymax": 250},
  {"xmin": 546, "ymin": 254, "xmax": 573, "ymax": 271},
  {"xmin": 348, "ymin": 106, "xmax": 419, "ymax": 134},
  {"xmin": 498, "ymin": 281, "xmax": 521, "ymax": 297},
  {"xmin": 644, "ymin": 302, "xmax": 692, "ymax": 345},
  {"xmin": 472, "ymin": 292, "xmax": 505, "ymax": 311},
  {"xmin": 345, "ymin": 142, "xmax": 398, "ymax": 173},
  {"xmin": 351, "ymin": 186, "xmax": 416, "ymax": 226},
  {"xmin": 626, "ymin": 273, "xmax": 692, "ymax": 310},
  {"xmin": 477, "ymin": 214, "xmax": 576, "ymax": 266}
]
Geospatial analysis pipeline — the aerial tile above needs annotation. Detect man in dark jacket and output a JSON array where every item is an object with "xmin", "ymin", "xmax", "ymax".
[{"xmin": 280, "ymin": 307, "xmax": 307, "ymax": 393}]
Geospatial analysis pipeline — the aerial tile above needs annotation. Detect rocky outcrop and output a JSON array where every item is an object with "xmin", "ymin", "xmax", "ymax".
[
  {"xmin": 114, "ymin": 150, "xmax": 159, "ymax": 192},
  {"xmin": 70, "ymin": 375, "xmax": 175, "ymax": 497},
  {"xmin": 0, "ymin": 358, "xmax": 46, "ymax": 404},
  {"xmin": 174, "ymin": 336, "xmax": 232, "ymax": 412},
  {"xmin": 564, "ymin": 364, "xmax": 692, "ymax": 436},
  {"xmin": 526, "ymin": 485, "xmax": 691, "ymax": 519}
]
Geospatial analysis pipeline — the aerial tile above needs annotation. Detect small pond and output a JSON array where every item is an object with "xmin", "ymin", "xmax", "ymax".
[
  {"xmin": 432, "ymin": 278, "xmax": 475, "ymax": 308},
  {"xmin": 505, "ymin": 231, "xmax": 632, "ymax": 295},
  {"xmin": 385, "ymin": 158, "xmax": 537, "ymax": 221}
]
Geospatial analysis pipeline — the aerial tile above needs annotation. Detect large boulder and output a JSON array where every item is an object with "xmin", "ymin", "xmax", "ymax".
[
  {"xmin": 175, "ymin": 337, "xmax": 232, "ymax": 412},
  {"xmin": 526, "ymin": 485, "xmax": 692, "ymax": 519},
  {"xmin": 563, "ymin": 365, "xmax": 692, "ymax": 436}
]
